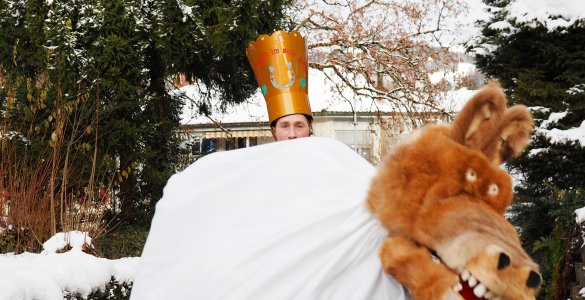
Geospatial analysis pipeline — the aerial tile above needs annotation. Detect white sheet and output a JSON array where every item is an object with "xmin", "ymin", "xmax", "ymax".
[{"xmin": 131, "ymin": 137, "xmax": 407, "ymax": 300}]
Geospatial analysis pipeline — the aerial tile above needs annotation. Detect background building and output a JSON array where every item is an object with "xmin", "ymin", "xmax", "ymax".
[{"xmin": 177, "ymin": 65, "xmax": 479, "ymax": 165}]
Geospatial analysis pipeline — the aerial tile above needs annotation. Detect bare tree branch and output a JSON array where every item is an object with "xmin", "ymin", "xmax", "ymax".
[{"xmin": 293, "ymin": 0, "xmax": 468, "ymax": 126}]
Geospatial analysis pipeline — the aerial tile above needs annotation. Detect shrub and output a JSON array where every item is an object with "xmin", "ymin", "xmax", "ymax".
[{"xmin": 64, "ymin": 277, "xmax": 133, "ymax": 300}]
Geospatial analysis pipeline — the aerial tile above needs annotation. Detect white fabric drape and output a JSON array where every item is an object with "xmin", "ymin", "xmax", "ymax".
[{"xmin": 131, "ymin": 137, "xmax": 407, "ymax": 300}]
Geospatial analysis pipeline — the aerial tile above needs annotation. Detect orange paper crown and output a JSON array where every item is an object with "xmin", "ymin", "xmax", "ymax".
[{"xmin": 246, "ymin": 31, "xmax": 312, "ymax": 125}]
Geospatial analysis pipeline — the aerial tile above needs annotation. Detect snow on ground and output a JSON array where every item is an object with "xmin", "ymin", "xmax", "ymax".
[
  {"xmin": 42, "ymin": 231, "xmax": 93, "ymax": 254},
  {"xmin": 0, "ymin": 231, "xmax": 139, "ymax": 300}
]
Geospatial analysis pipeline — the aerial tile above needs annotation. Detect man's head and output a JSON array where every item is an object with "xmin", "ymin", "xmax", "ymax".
[
  {"xmin": 246, "ymin": 31, "xmax": 313, "ymax": 135},
  {"xmin": 270, "ymin": 114, "xmax": 312, "ymax": 141}
]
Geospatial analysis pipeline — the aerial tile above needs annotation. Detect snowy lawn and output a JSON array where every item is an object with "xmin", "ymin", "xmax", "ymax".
[{"xmin": 0, "ymin": 231, "xmax": 139, "ymax": 300}]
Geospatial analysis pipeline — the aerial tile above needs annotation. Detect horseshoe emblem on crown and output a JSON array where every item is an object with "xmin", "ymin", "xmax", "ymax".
[{"xmin": 268, "ymin": 62, "xmax": 295, "ymax": 90}]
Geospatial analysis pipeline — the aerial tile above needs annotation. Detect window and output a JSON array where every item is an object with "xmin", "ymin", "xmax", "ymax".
[
  {"xmin": 201, "ymin": 138, "xmax": 216, "ymax": 153},
  {"xmin": 237, "ymin": 137, "xmax": 247, "ymax": 149},
  {"xmin": 192, "ymin": 139, "xmax": 202, "ymax": 155},
  {"xmin": 335, "ymin": 130, "xmax": 373, "ymax": 162},
  {"xmin": 225, "ymin": 138, "xmax": 237, "ymax": 150},
  {"xmin": 335, "ymin": 130, "xmax": 369, "ymax": 148}
]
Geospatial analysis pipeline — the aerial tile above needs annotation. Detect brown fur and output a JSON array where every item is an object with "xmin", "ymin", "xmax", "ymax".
[
  {"xmin": 367, "ymin": 124, "xmax": 514, "ymax": 219},
  {"xmin": 380, "ymin": 198, "xmax": 541, "ymax": 300},
  {"xmin": 367, "ymin": 82, "xmax": 540, "ymax": 299},
  {"xmin": 380, "ymin": 236, "xmax": 461, "ymax": 300},
  {"xmin": 449, "ymin": 81, "xmax": 533, "ymax": 165}
]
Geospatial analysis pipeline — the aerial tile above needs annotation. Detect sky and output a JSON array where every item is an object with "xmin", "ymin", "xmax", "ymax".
[{"xmin": 1, "ymin": 0, "xmax": 585, "ymax": 299}]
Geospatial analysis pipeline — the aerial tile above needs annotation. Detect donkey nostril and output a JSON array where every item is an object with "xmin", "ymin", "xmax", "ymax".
[
  {"xmin": 526, "ymin": 270, "xmax": 542, "ymax": 288},
  {"xmin": 497, "ymin": 252, "xmax": 510, "ymax": 269}
]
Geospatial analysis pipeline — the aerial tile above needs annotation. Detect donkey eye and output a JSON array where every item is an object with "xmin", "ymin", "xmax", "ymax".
[
  {"xmin": 488, "ymin": 184, "xmax": 499, "ymax": 196},
  {"xmin": 466, "ymin": 169, "xmax": 477, "ymax": 182}
]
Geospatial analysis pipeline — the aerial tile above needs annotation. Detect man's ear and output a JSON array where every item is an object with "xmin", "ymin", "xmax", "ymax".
[{"xmin": 270, "ymin": 127, "xmax": 277, "ymax": 139}]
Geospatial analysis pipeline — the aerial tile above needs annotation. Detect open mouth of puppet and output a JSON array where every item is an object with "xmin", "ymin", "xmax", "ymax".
[{"xmin": 456, "ymin": 269, "xmax": 502, "ymax": 300}]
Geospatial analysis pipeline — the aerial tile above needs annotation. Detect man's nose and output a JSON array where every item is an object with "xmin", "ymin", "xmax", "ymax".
[{"xmin": 288, "ymin": 128, "xmax": 297, "ymax": 139}]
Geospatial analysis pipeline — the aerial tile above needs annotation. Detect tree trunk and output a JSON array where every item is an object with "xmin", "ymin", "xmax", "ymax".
[{"xmin": 553, "ymin": 225, "xmax": 577, "ymax": 300}]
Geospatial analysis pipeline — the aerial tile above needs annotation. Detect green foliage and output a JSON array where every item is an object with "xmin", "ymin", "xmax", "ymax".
[
  {"xmin": 64, "ymin": 277, "xmax": 133, "ymax": 300},
  {"xmin": 471, "ymin": 2, "xmax": 585, "ymax": 298},
  {"xmin": 0, "ymin": 230, "xmax": 18, "ymax": 253},
  {"xmin": 512, "ymin": 137, "xmax": 585, "ymax": 193},
  {"xmin": 94, "ymin": 223, "xmax": 149, "ymax": 259},
  {"xmin": 531, "ymin": 236, "xmax": 562, "ymax": 298},
  {"xmin": 1, "ymin": 0, "xmax": 293, "ymax": 224}
]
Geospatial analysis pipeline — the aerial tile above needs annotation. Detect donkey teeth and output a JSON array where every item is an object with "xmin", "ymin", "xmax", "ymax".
[
  {"xmin": 473, "ymin": 283, "xmax": 487, "ymax": 298},
  {"xmin": 468, "ymin": 275, "xmax": 478, "ymax": 288},
  {"xmin": 460, "ymin": 269, "xmax": 499, "ymax": 299},
  {"xmin": 461, "ymin": 269, "xmax": 471, "ymax": 281}
]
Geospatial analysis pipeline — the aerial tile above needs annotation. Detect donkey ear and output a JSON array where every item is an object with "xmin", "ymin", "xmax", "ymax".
[
  {"xmin": 486, "ymin": 105, "xmax": 534, "ymax": 165},
  {"xmin": 449, "ymin": 81, "xmax": 507, "ymax": 152}
]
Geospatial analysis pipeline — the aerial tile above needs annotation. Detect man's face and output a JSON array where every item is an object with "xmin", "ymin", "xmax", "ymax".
[{"xmin": 271, "ymin": 114, "xmax": 311, "ymax": 141}]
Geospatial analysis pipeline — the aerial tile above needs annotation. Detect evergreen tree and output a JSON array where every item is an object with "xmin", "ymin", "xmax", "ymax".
[
  {"xmin": 468, "ymin": 1, "xmax": 585, "ymax": 298},
  {"xmin": 0, "ymin": 0, "xmax": 49, "ymax": 124},
  {"xmin": 1, "ymin": 0, "xmax": 294, "ymax": 226},
  {"xmin": 134, "ymin": 0, "xmax": 294, "ymax": 217},
  {"xmin": 77, "ymin": 0, "xmax": 148, "ymax": 220}
]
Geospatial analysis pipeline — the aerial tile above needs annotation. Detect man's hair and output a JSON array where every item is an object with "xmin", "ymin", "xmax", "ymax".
[{"xmin": 270, "ymin": 114, "xmax": 313, "ymax": 128}]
